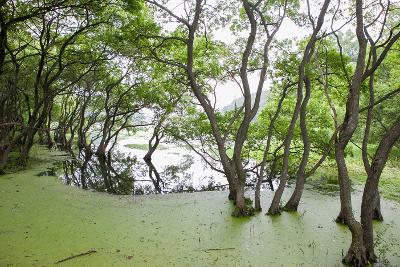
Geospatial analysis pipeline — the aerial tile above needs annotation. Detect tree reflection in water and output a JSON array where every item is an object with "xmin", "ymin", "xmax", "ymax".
[{"xmin": 59, "ymin": 150, "xmax": 226, "ymax": 195}]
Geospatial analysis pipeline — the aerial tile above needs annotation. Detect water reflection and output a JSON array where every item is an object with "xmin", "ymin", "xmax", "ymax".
[{"xmin": 58, "ymin": 150, "xmax": 227, "ymax": 195}]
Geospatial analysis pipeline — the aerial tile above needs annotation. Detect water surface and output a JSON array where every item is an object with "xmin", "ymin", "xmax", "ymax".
[{"xmin": 0, "ymin": 151, "xmax": 399, "ymax": 266}]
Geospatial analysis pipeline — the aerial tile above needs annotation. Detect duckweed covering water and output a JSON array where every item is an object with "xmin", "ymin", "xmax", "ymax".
[{"xmin": 1, "ymin": 151, "xmax": 399, "ymax": 266}]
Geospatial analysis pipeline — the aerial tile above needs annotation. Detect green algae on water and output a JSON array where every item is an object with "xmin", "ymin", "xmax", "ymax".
[{"xmin": 1, "ymin": 150, "xmax": 400, "ymax": 267}]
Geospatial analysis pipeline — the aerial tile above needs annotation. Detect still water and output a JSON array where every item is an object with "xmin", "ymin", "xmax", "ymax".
[{"xmin": 44, "ymin": 135, "xmax": 276, "ymax": 195}]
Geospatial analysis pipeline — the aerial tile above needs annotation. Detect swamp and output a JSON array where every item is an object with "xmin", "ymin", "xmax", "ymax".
[{"xmin": 1, "ymin": 0, "xmax": 400, "ymax": 266}]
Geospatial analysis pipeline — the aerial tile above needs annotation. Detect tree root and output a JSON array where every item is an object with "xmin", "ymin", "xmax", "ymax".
[
  {"xmin": 282, "ymin": 203, "xmax": 299, "ymax": 212},
  {"xmin": 228, "ymin": 192, "xmax": 235, "ymax": 201},
  {"xmin": 266, "ymin": 206, "xmax": 281, "ymax": 216},
  {"xmin": 254, "ymin": 207, "xmax": 262, "ymax": 213},
  {"xmin": 231, "ymin": 206, "xmax": 255, "ymax": 217},
  {"xmin": 366, "ymin": 249, "xmax": 377, "ymax": 264},
  {"xmin": 372, "ymin": 209, "xmax": 383, "ymax": 221},
  {"xmin": 342, "ymin": 246, "xmax": 368, "ymax": 267},
  {"xmin": 335, "ymin": 212, "xmax": 346, "ymax": 225}
]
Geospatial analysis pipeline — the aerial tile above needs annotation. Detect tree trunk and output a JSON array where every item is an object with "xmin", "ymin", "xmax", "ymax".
[
  {"xmin": 336, "ymin": 143, "xmax": 368, "ymax": 266},
  {"xmin": 98, "ymin": 155, "xmax": 115, "ymax": 193},
  {"xmin": 372, "ymin": 190, "xmax": 383, "ymax": 221},
  {"xmin": 334, "ymin": 0, "xmax": 368, "ymax": 264},
  {"xmin": 342, "ymin": 219, "xmax": 368, "ymax": 266},
  {"xmin": 19, "ymin": 127, "xmax": 36, "ymax": 165},
  {"xmin": 254, "ymin": 183, "xmax": 262, "ymax": 211},
  {"xmin": 0, "ymin": 20, "xmax": 8, "ymax": 74},
  {"xmin": 267, "ymin": 113, "xmax": 301, "ymax": 215},
  {"xmin": 144, "ymin": 158, "xmax": 162, "ymax": 193},
  {"xmin": 228, "ymin": 182, "xmax": 237, "ymax": 201},
  {"xmin": 255, "ymin": 84, "xmax": 290, "ymax": 211},
  {"xmin": 96, "ymin": 142, "xmax": 107, "ymax": 159},
  {"xmin": 361, "ymin": 176, "xmax": 379, "ymax": 263},
  {"xmin": 0, "ymin": 144, "xmax": 10, "ymax": 174},
  {"xmin": 232, "ymin": 180, "xmax": 247, "ymax": 217},
  {"xmin": 45, "ymin": 111, "xmax": 53, "ymax": 148},
  {"xmin": 283, "ymin": 77, "xmax": 311, "ymax": 211},
  {"xmin": 80, "ymin": 150, "xmax": 92, "ymax": 190},
  {"xmin": 361, "ymin": 117, "xmax": 400, "ymax": 264},
  {"xmin": 268, "ymin": 0, "xmax": 331, "ymax": 215}
]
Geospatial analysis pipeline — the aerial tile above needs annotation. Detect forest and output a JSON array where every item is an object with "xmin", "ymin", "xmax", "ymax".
[{"xmin": 0, "ymin": 0, "xmax": 400, "ymax": 266}]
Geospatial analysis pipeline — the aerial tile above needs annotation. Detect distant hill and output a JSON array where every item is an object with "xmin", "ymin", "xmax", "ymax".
[{"xmin": 221, "ymin": 91, "xmax": 270, "ymax": 118}]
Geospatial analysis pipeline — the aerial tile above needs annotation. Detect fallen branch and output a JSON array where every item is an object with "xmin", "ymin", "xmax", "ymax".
[
  {"xmin": 202, "ymin": 248, "xmax": 235, "ymax": 252},
  {"xmin": 55, "ymin": 249, "xmax": 97, "ymax": 264}
]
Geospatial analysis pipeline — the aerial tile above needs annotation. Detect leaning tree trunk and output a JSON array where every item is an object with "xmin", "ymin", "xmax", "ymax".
[
  {"xmin": 283, "ymin": 77, "xmax": 311, "ymax": 211},
  {"xmin": 267, "ymin": 91, "xmax": 302, "ymax": 215},
  {"xmin": 19, "ymin": 97, "xmax": 53, "ymax": 164},
  {"xmin": 96, "ymin": 117, "xmax": 111, "ymax": 158},
  {"xmin": 267, "ymin": 0, "xmax": 331, "ymax": 215},
  {"xmin": 361, "ymin": 117, "xmax": 400, "ymax": 263},
  {"xmin": 143, "ymin": 122, "xmax": 164, "ymax": 194},
  {"xmin": 255, "ymin": 84, "xmax": 289, "ymax": 211}
]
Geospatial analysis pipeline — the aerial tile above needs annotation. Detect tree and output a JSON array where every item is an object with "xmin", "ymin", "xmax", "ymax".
[
  {"xmin": 334, "ymin": 0, "xmax": 400, "ymax": 264},
  {"xmin": 146, "ymin": 0, "xmax": 290, "ymax": 216},
  {"xmin": 267, "ymin": 0, "xmax": 331, "ymax": 214}
]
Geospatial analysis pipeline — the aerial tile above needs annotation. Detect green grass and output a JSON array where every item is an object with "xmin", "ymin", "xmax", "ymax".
[
  {"xmin": 346, "ymin": 143, "xmax": 400, "ymax": 202},
  {"xmin": 124, "ymin": 143, "xmax": 167, "ymax": 150},
  {"xmin": 308, "ymin": 145, "xmax": 400, "ymax": 203},
  {"xmin": 1, "ymin": 145, "xmax": 71, "ymax": 174}
]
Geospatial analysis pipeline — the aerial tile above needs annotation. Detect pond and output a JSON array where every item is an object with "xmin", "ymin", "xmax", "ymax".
[{"xmin": 46, "ymin": 134, "xmax": 277, "ymax": 195}]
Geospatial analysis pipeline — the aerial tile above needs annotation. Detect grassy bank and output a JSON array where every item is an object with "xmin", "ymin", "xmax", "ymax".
[
  {"xmin": 125, "ymin": 143, "xmax": 167, "ymax": 150},
  {"xmin": 307, "ymin": 144, "xmax": 400, "ymax": 203}
]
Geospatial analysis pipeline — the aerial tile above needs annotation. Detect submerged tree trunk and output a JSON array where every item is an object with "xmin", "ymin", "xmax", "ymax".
[
  {"xmin": 98, "ymin": 154, "xmax": 115, "ymax": 194},
  {"xmin": 80, "ymin": 149, "xmax": 93, "ymax": 190},
  {"xmin": 361, "ymin": 117, "xmax": 400, "ymax": 263},
  {"xmin": 143, "ymin": 120, "xmax": 164, "ymax": 194},
  {"xmin": 336, "ymin": 142, "xmax": 368, "ymax": 266},
  {"xmin": 335, "ymin": 0, "xmax": 368, "ymax": 264},
  {"xmin": 232, "ymin": 179, "xmax": 246, "ymax": 216}
]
